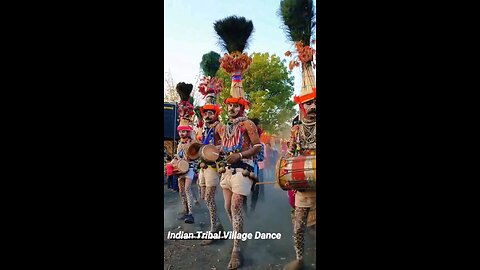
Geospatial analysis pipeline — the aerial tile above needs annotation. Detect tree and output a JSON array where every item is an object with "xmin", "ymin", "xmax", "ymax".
[
  {"xmin": 217, "ymin": 52, "xmax": 296, "ymax": 134},
  {"xmin": 164, "ymin": 71, "xmax": 179, "ymax": 102}
]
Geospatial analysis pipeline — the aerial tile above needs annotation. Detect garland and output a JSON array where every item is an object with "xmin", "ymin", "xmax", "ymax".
[
  {"xmin": 220, "ymin": 52, "xmax": 253, "ymax": 74},
  {"xmin": 285, "ymin": 41, "xmax": 316, "ymax": 70}
]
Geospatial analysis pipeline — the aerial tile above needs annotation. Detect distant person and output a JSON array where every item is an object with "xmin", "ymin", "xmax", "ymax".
[
  {"xmin": 166, "ymin": 156, "xmax": 175, "ymax": 190},
  {"xmin": 249, "ymin": 118, "xmax": 265, "ymax": 213},
  {"xmin": 281, "ymin": 139, "xmax": 288, "ymax": 156},
  {"xmin": 264, "ymin": 142, "xmax": 279, "ymax": 181}
]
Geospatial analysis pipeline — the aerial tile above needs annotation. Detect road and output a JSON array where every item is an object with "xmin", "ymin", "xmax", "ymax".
[{"xmin": 163, "ymin": 176, "xmax": 317, "ymax": 270}]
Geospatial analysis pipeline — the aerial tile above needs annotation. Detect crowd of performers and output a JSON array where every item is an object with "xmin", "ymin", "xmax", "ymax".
[{"xmin": 165, "ymin": 2, "xmax": 315, "ymax": 269}]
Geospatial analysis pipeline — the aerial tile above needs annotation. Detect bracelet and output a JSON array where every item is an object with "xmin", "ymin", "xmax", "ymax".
[{"xmin": 239, "ymin": 152, "xmax": 243, "ymax": 159}]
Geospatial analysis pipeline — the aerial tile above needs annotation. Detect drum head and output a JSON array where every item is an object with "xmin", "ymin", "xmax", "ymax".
[
  {"xmin": 187, "ymin": 143, "xmax": 202, "ymax": 160},
  {"xmin": 201, "ymin": 144, "xmax": 220, "ymax": 162},
  {"xmin": 177, "ymin": 160, "xmax": 189, "ymax": 174},
  {"xmin": 276, "ymin": 157, "xmax": 287, "ymax": 190}
]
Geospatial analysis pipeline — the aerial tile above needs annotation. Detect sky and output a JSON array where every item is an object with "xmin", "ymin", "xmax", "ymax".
[{"xmin": 164, "ymin": 0, "xmax": 316, "ymax": 103}]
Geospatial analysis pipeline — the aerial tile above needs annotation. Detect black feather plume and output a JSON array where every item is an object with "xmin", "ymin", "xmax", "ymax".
[
  {"xmin": 279, "ymin": 0, "xmax": 315, "ymax": 45},
  {"xmin": 213, "ymin": 16, "xmax": 254, "ymax": 53},
  {"xmin": 176, "ymin": 82, "xmax": 193, "ymax": 102},
  {"xmin": 200, "ymin": 51, "xmax": 221, "ymax": 77}
]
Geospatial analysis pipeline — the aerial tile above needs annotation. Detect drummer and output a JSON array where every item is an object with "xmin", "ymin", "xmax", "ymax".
[
  {"xmin": 174, "ymin": 118, "xmax": 197, "ymax": 223},
  {"xmin": 173, "ymin": 82, "xmax": 197, "ymax": 224},
  {"xmin": 283, "ymin": 86, "xmax": 316, "ymax": 270},
  {"xmin": 197, "ymin": 89, "xmax": 224, "ymax": 245}
]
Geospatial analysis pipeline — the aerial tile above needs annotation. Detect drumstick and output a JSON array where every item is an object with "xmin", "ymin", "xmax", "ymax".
[{"xmin": 255, "ymin": 181, "xmax": 276, "ymax": 185}]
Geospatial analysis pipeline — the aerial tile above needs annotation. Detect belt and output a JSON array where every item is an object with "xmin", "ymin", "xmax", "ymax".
[{"xmin": 227, "ymin": 162, "xmax": 254, "ymax": 173}]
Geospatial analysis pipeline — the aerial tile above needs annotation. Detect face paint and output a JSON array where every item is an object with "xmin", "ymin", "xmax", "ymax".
[
  {"xmin": 179, "ymin": 130, "xmax": 189, "ymax": 138},
  {"xmin": 227, "ymin": 103, "xmax": 242, "ymax": 119},
  {"xmin": 302, "ymin": 98, "xmax": 316, "ymax": 123},
  {"xmin": 203, "ymin": 110, "xmax": 216, "ymax": 124}
]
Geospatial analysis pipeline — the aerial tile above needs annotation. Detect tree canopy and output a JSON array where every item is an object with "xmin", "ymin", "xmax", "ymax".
[{"xmin": 217, "ymin": 52, "xmax": 296, "ymax": 134}]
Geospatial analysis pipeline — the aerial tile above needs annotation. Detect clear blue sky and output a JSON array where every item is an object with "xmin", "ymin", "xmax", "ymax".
[{"xmin": 164, "ymin": 0, "xmax": 316, "ymax": 101}]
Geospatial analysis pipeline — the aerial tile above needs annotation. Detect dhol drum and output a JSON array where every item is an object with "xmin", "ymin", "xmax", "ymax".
[
  {"xmin": 167, "ymin": 159, "xmax": 190, "ymax": 175},
  {"xmin": 276, "ymin": 155, "xmax": 316, "ymax": 191},
  {"xmin": 187, "ymin": 143, "xmax": 220, "ymax": 162},
  {"xmin": 201, "ymin": 144, "xmax": 220, "ymax": 162}
]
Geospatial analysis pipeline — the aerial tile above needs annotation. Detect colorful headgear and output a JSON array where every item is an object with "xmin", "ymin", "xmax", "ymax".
[
  {"xmin": 280, "ymin": 0, "xmax": 316, "ymax": 107},
  {"xmin": 176, "ymin": 82, "xmax": 194, "ymax": 120},
  {"xmin": 214, "ymin": 16, "xmax": 254, "ymax": 110},
  {"xmin": 177, "ymin": 118, "xmax": 193, "ymax": 132},
  {"xmin": 198, "ymin": 51, "xmax": 223, "ymax": 117}
]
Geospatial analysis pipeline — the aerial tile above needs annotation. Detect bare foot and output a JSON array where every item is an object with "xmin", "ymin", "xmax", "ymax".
[
  {"xmin": 227, "ymin": 251, "xmax": 242, "ymax": 269},
  {"xmin": 283, "ymin": 259, "xmax": 304, "ymax": 270}
]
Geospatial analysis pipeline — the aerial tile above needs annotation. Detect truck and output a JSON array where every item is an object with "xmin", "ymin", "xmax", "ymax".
[{"xmin": 164, "ymin": 102, "xmax": 179, "ymax": 157}]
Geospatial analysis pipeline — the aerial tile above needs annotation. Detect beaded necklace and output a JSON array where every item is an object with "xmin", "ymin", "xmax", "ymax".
[{"xmin": 222, "ymin": 116, "xmax": 248, "ymax": 154}]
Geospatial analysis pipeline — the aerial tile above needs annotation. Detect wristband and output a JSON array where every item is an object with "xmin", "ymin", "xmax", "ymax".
[{"xmin": 239, "ymin": 152, "xmax": 243, "ymax": 159}]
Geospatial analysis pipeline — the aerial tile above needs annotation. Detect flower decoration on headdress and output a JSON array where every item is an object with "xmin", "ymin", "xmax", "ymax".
[
  {"xmin": 280, "ymin": 0, "xmax": 316, "ymax": 71},
  {"xmin": 285, "ymin": 41, "xmax": 316, "ymax": 71},
  {"xmin": 280, "ymin": 0, "xmax": 316, "ymax": 108}
]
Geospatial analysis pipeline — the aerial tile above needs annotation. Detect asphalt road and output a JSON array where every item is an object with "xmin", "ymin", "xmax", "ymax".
[{"xmin": 163, "ymin": 174, "xmax": 316, "ymax": 270}]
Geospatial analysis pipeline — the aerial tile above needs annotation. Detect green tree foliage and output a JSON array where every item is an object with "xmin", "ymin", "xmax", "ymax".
[{"xmin": 217, "ymin": 52, "xmax": 296, "ymax": 134}]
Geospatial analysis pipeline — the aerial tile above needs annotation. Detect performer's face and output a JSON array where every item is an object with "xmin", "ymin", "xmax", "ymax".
[
  {"xmin": 303, "ymin": 98, "xmax": 316, "ymax": 123},
  {"xmin": 206, "ymin": 96, "xmax": 215, "ymax": 104},
  {"xmin": 203, "ymin": 110, "xmax": 216, "ymax": 124},
  {"xmin": 179, "ymin": 130, "xmax": 189, "ymax": 138},
  {"xmin": 227, "ymin": 103, "xmax": 242, "ymax": 119}
]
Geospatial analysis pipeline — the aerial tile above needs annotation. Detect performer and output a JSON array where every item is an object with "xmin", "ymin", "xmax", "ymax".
[
  {"xmin": 174, "ymin": 82, "xmax": 196, "ymax": 224},
  {"xmin": 279, "ymin": 0, "xmax": 316, "ymax": 269},
  {"xmin": 213, "ymin": 16, "xmax": 261, "ymax": 269},
  {"xmin": 196, "ymin": 51, "xmax": 225, "ymax": 245}
]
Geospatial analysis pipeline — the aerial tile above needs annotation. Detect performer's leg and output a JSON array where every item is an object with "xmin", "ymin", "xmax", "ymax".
[
  {"xmin": 178, "ymin": 177, "xmax": 189, "ymax": 218},
  {"xmin": 198, "ymin": 169, "xmax": 206, "ymax": 201},
  {"xmin": 201, "ymin": 185, "xmax": 222, "ymax": 246},
  {"xmin": 184, "ymin": 178, "xmax": 194, "ymax": 215},
  {"xmin": 231, "ymin": 193, "xmax": 246, "ymax": 251},
  {"xmin": 228, "ymin": 193, "xmax": 246, "ymax": 269},
  {"xmin": 293, "ymin": 207, "xmax": 309, "ymax": 260},
  {"xmin": 205, "ymin": 186, "xmax": 218, "ymax": 231},
  {"xmin": 243, "ymin": 195, "xmax": 248, "ymax": 216},
  {"xmin": 284, "ymin": 207, "xmax": 310, "ymax": 270},
  {"xmin": 200, "ymin": 186, "xmax": 206, "ymax": 201},
  {"xmin": 222, "ymin": 188, "xmax": 233, "ymax": 223},
  {"xmin": 191, "ymin": 177, "xmax": 200, "ymax": 206}
]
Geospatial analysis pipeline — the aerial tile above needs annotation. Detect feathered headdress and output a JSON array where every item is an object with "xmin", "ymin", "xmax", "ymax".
[
  {"xmin": 279, "ymin": 0, "xmax": 316, "ymax": 107},
  {"xmin": 176, "ymin": 82, "xmax": 194, "ymax": 120},
  {"xmin": 198, "ymin": 51, "xmax": 223, "ymax": 118},
  {"xmin": 198, "ymin": 51, "xmax": 223, "ymax": 98},
  {"xmin": 214, "ymin": 16, "xmax": 254, "ymax": 109}
]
